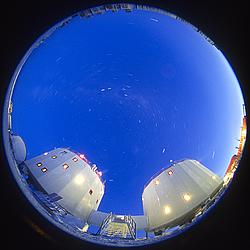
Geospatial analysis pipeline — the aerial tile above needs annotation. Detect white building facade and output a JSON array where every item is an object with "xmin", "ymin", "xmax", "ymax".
[
  {"xmin": 142, "ymin": 159, "xmax": 223, "ymax": 232},
  {"xmin": 24, "ymin": 148, "xmax": 104, "ymax": 222}
]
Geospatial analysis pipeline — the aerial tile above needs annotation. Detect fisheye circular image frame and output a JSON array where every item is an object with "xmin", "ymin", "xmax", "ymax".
[{"xmin": 2, "ymin": 2, "xmax": 247, "ymax": 248}]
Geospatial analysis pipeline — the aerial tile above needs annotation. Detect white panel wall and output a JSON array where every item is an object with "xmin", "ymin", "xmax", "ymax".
[
  {"xmin": 142, "ymin": 159, "xmax": 223, "ymax": 231},
  {"xmin": 24, "ymin": 148, "xmax": 104, "ymax": 221}
]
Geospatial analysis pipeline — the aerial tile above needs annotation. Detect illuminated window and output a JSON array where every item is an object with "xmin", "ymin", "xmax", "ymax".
[
  {"xmin": 183, "ymin": 193, "xmax": 191, "ymax": 201},
  {"xmin": 36, "ymin": 162, "xmax": 42, "ymax": 167},
  {"xmin": 63, "ymin": 163, "xmax": 69, "ymax": 170},
  {"xmin": 51, "ymin": 155, "xmax": 57, "ymax": 159},
  {"xmin": 167, "ymin": 169, "xmax": 173, "ymax": 175},
  {"xmin": 72, "ymin": 157, "xmax": 78, "ymax": 162},
  {"xmin": 155, "ymin": 179, "xmax": 160, "ymax": 185},
  {"xmin": 43, "ymin": 152, "xmax": 49, "ymax": 156},
  {"xmin": 41, "ymin": 167, "xmax": 48, "ymax": 173},
  {"xmin": 89, "ymin": 189, "xmax": 93, "ymax": 195}
]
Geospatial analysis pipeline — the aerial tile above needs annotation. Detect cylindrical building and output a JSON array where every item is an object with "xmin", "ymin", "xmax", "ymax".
[
  {"xmin": 10, "ymin": 135, "xmax": 27, "ymax": 164},
  {"xmin": 23, "ymin": 148, "xmax": 104, "ymax": 222},
  {"xmin": 142, "ymin": 159, "xmax": 223, "ymax": 233}
]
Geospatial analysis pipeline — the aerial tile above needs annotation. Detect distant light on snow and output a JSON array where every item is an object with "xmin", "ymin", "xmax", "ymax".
[
  {"xmin": 100, "ymin": 88, "xmax": 105, "ymax": 92},
  {"xmin": 170, "ymin": 159, "xmax": 173, "ymax": 163},
  {"xmin": 162, "ymin": 148, "xmax": 166, "ymax": 153}
]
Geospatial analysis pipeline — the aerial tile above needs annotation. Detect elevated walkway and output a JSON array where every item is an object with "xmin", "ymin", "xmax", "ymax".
[
  {"xmin": 87, "ymin": 210, "xmax": 148, "ymax": 231},
  {"xmin": 97, "ymin": 213, "xmax": 136, "ymax": 239}
]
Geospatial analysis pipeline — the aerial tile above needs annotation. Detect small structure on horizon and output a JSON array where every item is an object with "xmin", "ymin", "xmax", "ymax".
[{"xmin": 224, "ymin": 104, "xmax": 247, "ymax": 185}]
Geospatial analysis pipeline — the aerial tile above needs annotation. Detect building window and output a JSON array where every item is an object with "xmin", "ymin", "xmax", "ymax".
[
  {"xmin": 167, "ymin": 169, "xmax": 173, "ymax": 176},
  {"xmin": 72, "ymin": 157, "xmax": 78, "ymax": 162},
  {"xmin": 51, "ymin": 155, "xmax": 57, "ymax": 159},
  {"xmin": 155, "ymin": 179, "xmax": 160, "ymax": 185},
  {"xmin": 59, "ymin": 151, "xmax": 68, "ymax": 156},
  {"xmin": 63, "ymin": 163, "xmax": 69, "ymax": 170},
  {"xmin": 36, "ymin": 162, "xmax": 42, "ymax": 167},
  {"xmin": 41, "ymin": 167, "xmax": 48, "ymax": 173},
  {"xmin": 89, "ymin": 189, "xmax": 93, "ymax": 195}
]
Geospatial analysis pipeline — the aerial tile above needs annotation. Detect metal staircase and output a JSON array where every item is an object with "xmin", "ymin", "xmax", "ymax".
[{"xmin": 98, "ymin": 213, "xmax": 136, "ymax": 239}]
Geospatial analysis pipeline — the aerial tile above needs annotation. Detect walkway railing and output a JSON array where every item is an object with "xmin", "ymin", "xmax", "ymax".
[{"xmin": 97, "ymin": 213, "xmax": 136, "ymax": 239}]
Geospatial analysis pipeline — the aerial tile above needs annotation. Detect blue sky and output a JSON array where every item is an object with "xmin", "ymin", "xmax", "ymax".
[{"xmin": 12, "ymin": 9, "xmax": 244, "ymax": 216}]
